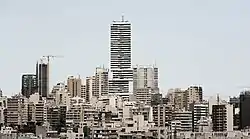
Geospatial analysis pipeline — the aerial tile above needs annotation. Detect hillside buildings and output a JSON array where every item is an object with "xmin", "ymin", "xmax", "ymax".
[{"xmin": 0, "ymin": 17, "xmax": 246, "ymax": 139}]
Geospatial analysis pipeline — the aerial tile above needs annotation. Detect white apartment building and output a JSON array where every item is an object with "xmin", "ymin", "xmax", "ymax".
[
  {"xmin": 94, "ymin": 67, "xmax": 109, "ymax": 98},
  {"xmin": 54, "ymin": 89, "xmax": 70, "ymax": 107},
  {"xmin": 82, "ymin": 67, "xmax": 109, "ymax": 102},
  {"xmin": 197, "ymin": 116, "xmax": 212, "ymax": 132},
  {"xmin": 97, "ymin": 94, "xmax": 123, "ymax": 111},
  {"xmin": 66, "ymin": 103, "xmax": 82, "ymax": 124},
  {"xmin": 186, "ymin": 86, "xmax": 203, "ymax": 108},
  {"xmin": 0, "ymin": 127, "xmax": 18, "ymax": 139},
  {"xmin": 109, "ymin": 17, "xmax": 133, "ymax": 96},
  {"xmin": 51, "ymin": 82, "xmax": 66, "ymax": 95},
  {"xmin": 193, "ymin": 102, "xmax": 209, "ymax": 132},
  {"xmin": 66, "ymin": 101, "xmax": 99, "ymax": 127},
  {"xmin": 92, "ymin": 100, "xmax": 155, "ymax": 138},
  {"xmin": 70, "ymin": 97, "xmax": 85, "ymax": 105},
  {"xmin": 173, "ymin": 110, "xmax": 193, "ymax": 132},
  {"xmin": 121, "ymin": 101, "xmax": 154, "ymax": 124},
  {"xmin": 122, "ymin": 101, "xmax": 136, "ymax": 119},
  {"xmin": 0, "ymin": 92, "xmax": 7, "ymax": 125},
  {"xmin": 35, "ymin": 100, "xmax": 44, "ymax": 124},
  {"xmin": 123, "ymin": 114, "xmax": 154, "ymax": 133},
  {"xmin": 86, "ymin": 76, "xmax": 96, "ymax": 102},
  {"xmin": 80, "ymin": 84, "xmax": 86, "ymax": 100},
  {"xmin": 66, "ymin": 97, "xmax": 86, "ymax": 125}
]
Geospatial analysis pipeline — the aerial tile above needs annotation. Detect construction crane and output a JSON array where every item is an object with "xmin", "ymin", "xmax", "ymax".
[
  {"xmin": 41, "ymin": 55, "xmax": 64, "ymax": 96},
  {"xmin": 42, "ymin": 55, "xmax": 64, "ymax": 64}
]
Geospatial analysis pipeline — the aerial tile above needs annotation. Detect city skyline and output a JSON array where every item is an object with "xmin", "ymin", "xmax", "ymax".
[{"xmin": 1, "ymin": 0, "xmax": 250, "ymax": 97}]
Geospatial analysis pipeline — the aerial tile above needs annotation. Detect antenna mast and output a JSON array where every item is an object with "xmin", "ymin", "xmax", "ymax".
[{"xmin": 121, "ymin": 15, "xmax": 124, "ymax": 22}]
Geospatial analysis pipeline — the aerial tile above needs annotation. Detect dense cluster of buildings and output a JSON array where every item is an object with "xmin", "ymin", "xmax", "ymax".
[{"xmin": 1, "ymin": 17, "xmax": 250, "ymax": 139}]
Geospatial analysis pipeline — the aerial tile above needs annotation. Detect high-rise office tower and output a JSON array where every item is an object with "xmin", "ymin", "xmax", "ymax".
[
  {"xmin": 36, "ymin": 62, "xmax": 49, "ymax": 98},
  {"xmin": 109, "ymin": 16, "xmax": 133, "ymax": 95},
  {"xmin": 21, "ymin": 74, "xmax": 38, "ymax": 98},
  {"xmin": 67, "ymin": 76, "xmax": 82, "ymax": 97}
]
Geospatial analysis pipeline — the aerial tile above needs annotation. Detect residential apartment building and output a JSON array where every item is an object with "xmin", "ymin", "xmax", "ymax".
[
  {"xmin": 86, "ymin": 76, "xmax": 96, "ymax": 102},
  {"xmin": 135, "ymin": 88, "xmax": 155, "ymax": 105},
  {"xmin": 67, "ymin": 76, "xmax": 82, "ymax": 97},
  {"xmin": 94, "ymin": 67, "xmax": 109, "ymax": 98},
  {"xmin": 133, "ymin": 65, "xmax": 159, "ymax": 104},
  {"xmin": 239, "ymin": 91, "xmax": 250, "ymax": 130},
  {"xmin": 6, "ymin": 95, "xmax": 27, "ymax": 126},
  {"xmin": 35, "ymin": 100, "xmax": 44, "ymax": 125},
  {"xmin": 167, "ymin": 88, "xmax": 187, "ymax": 110},
  {"xmin": 21, "ymin": 74, "xmax": 38, "ymax": 98},
  {"xmin": 152, "ymin": 104, "xmax": 172, "ymax": 127},
  {"xmin": 81, "ymin": 84, "xmax": 86, "ymax": 100},
  {"xmin": 186, "ymin": 86, "xmax": 203, "ymax": 110},
  {"xmin": 0, "ymin": 93, "xmax": 7, "ymax": 126},
  {"xmin": 212, "ymin": 103, "xmax": 233, "ymax": 132},
  {"xmin": 46, "ymin": 105, "xmax": 67, "ymax": 133},
  {"xmin": 55, "ymin": 89, "xmax": 70, "ymax": 107},
  {"xmin": 192, "ymin": 102, "xmax": 209, "ymax": 132},
  {"xmin": 173, "ymin": 110, "xmax": 193, "ymax": 132},
  {"xmin": 133, "ymin": 65, "xmax": 158, "ymax": 91}
]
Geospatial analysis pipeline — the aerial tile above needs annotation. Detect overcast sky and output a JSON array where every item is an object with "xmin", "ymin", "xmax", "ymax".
[{"xmin": 1, "ymin": 0, "xmax": 250, "ymax": 97}]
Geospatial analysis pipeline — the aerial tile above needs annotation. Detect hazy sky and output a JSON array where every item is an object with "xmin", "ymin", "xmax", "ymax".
[{"xmin": 1, "ymin": 0, "xmax": 250, "ymax": 97}]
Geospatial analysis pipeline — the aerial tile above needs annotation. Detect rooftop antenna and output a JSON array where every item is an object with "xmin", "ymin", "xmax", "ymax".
[
  {"xmin": 121, "ymin": 15, "xmax": 124, "ymax": 22},
  {"xmin": 217, "ymin": 94, "xmax": 220, "ymax": 105},
  {"xmin": 154, "ymin": 59, "xmax": 157, "ymax": 67}
]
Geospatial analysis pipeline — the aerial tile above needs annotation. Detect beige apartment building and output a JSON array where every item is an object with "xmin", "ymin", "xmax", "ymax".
[
  {"xmin": 167, "ymin": 88, "xmax": 187, "ymax": 110},
  {"xmin": 67, "ymin": 76, "xmax": 82, "ymax": 97}
]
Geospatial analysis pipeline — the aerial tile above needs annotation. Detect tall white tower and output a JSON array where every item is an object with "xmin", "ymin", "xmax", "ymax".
[{"xmin": 109, "ymin": 16, "xmax": 133, "ymax": 96}]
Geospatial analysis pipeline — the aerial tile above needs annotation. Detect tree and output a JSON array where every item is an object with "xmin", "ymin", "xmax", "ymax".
[{"xmin": 83, "ymin": 126, "xmax": 90, "ymax": 138}]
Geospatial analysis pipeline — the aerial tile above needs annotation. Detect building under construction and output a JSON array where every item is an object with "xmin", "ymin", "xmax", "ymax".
[{"xmin": 36, "ymin": 61, "xmax": 48, "ymax": 98}]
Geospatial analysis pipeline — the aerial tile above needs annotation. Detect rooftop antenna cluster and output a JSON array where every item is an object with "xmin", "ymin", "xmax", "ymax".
[{"xmin": 113, "ymin": 15, "xmax": 129, "ymax": 23}]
